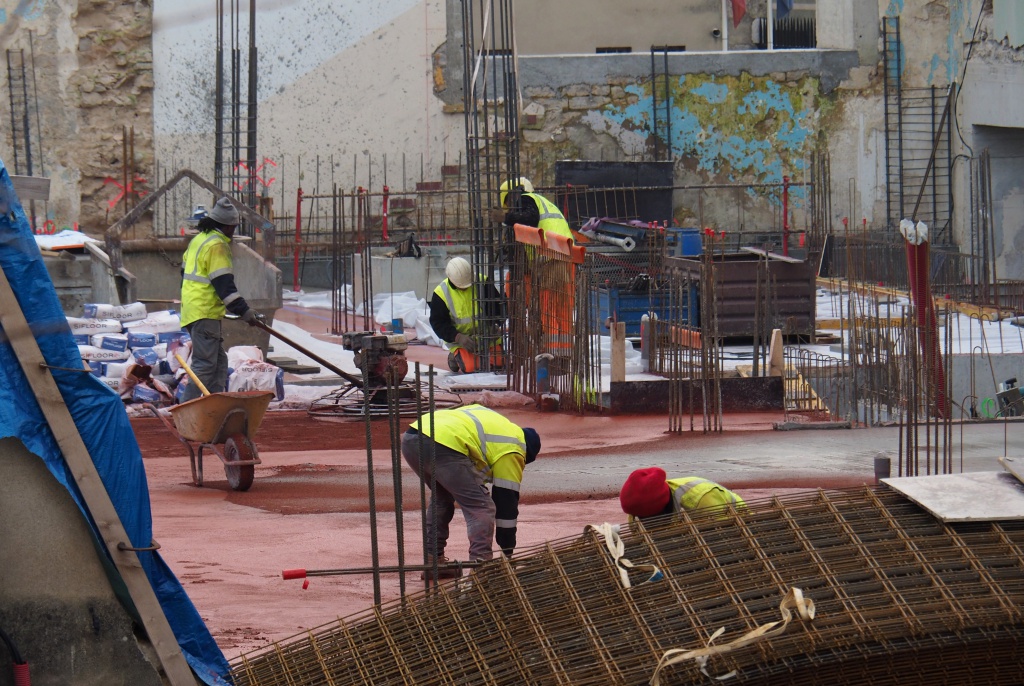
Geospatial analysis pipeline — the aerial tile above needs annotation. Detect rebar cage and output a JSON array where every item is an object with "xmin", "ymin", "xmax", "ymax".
[{"xmin": 231, "ymin": 486, "xmax": 1024, "ymax": 686}]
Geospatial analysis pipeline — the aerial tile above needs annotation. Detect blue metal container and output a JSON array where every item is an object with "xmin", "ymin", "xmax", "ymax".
[{"xmin": 594, "ymin": 285, "xmax": 698, "ymax": 336}]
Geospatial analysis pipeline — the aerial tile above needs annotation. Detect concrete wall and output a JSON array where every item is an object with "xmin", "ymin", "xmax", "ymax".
[
  {"xmin": 513, "ymin": 50, "xmax": 856, "ymax": 230},
  {"xmin": 44, "ymin": 253, "xmax": 93, "ymax": 316},
  {"xmin": 0, "ymin": 0, "xmax": 155, "ymax": 236},
  {"xmin": 152, "ymin": 0, "xmax": 451, "ymax": 195},
  {"xmin": 0, "ymin": 438, "xmax": 164, "ymax": 686},
  {"xmin": 500, "ymin": 0, "xmax": 725, "ymax": 55},
  {"xmin": 951, "ymin": 353, "xmax": 1024, "ymax": 419},
  {"xmin": 816, "ymin": 0, "xmax": 880, "ymax": 65},
  {"xmin": 353, "ymin": 245, "xmax": 454, "ymax": 304}
]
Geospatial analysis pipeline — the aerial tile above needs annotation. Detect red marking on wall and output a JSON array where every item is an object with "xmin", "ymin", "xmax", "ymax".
[
  {"xmin": 233, "ymin": 158, "xmax": 278, "ymax": 192},
  {"xmin": 103, "ymin": 175, "xmax": 148, "ymax": 210}
]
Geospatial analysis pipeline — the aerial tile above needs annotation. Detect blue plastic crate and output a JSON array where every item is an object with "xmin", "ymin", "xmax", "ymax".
[
  {"xmin": 666, "ymin": 228, "xmax": 703, "ymax": 257},
  {"xmin": 593, "ymin": 285, "xmax": 698, "ymax": 336}
]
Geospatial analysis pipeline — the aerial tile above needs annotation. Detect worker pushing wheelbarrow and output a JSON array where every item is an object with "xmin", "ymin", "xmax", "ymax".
[{"xmin": 146, "ymin": 353, "xmax": 273, "ymax": 491}]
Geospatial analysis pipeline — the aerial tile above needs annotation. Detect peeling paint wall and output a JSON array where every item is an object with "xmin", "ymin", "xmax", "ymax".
[
  {"xmin": 0, "ymin": 0, "xmax": 155, "ymax": 234},
  {"xmin": 514, "ymin": 53, "xmax": 855, "ymax": 230}
]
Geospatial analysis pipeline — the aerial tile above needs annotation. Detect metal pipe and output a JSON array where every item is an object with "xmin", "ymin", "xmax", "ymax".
[
  {"xmin": 588, "ymin": 233, "xmax": 636, "ymax": 252},
  {"xmin": 294, "ymin": 187, "xmax": 303, "ymax": 292}
]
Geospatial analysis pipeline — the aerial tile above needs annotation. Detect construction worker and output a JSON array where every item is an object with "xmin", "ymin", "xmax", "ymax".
[
  {"xmin": 500, "ymin": 177, "xmax": 575, "ymax": 367},
  {"xmin": 619, "ymin": 467, "xmax": 745, "ymax": 520},
  {"xmin": 499, "ymin": 177, "xmax": 572, "ymax": 242},
  {"xmin": 429, "ymin": 256, "xmax": 505, "ymax": 374},
  {"xmin": 400, "ymin": 404, "xmax": 541, "ymax": 575},
  {"xmin": 179, "ymin": 197, "xmax": 265, "ymax": 402}
]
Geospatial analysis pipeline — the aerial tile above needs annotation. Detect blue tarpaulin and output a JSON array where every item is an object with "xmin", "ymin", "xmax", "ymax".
[{"xmin": 0, "ymin": 159, "xmax": 231, "ymax": 685}]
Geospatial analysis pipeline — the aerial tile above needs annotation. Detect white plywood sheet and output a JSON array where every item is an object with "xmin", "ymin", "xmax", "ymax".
[
  {"xmin": 1000, "ymin": 456, "xmax": 1024, "ymax": 483},
  {"xmin": 882, "ymin": 471, "xmax": 1024, "ymax": 522}
]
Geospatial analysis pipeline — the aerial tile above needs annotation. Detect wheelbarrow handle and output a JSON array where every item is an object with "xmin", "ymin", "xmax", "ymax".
[
  {"xmin": 175, "ymin": 353, "xmax": 211, "ymax": 396},
  {"xmin": 253, "ymin": 320, "xmax": 365, "ymax": 388}
]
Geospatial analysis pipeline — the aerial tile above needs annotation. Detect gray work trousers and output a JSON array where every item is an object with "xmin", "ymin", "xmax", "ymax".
[
  {"xmin": 181, "ymin": 318, "xmax": 228, "ymax": 402},
  {"xmin": 400, "ymin": 431, "xmax": 495, "ymax": 561}
]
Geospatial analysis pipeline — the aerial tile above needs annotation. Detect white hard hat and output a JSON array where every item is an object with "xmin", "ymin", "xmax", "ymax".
[
  {"xmin": 500, "ymin": 177, "xmax": 534, "ymax": 207},
  {"xmin": 445, "ymin": 257, "xmax": 473, "ymax": 289}
]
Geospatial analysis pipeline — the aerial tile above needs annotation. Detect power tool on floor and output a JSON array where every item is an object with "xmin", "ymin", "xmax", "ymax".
[{"xmin": 341, "ymin": 330, "xmax": 410, "ymax": 386}]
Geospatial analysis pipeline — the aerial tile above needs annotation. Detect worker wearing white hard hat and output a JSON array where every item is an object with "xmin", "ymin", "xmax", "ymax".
[{"xmin": 429, "ymin": 257, "xmax": 506, "ymax": 373}]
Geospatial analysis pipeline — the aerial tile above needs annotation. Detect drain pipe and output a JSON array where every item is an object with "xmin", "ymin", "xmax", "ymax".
[{"xmin": 0, "ymin": 627, "xmax": 30, "ymax": 686}]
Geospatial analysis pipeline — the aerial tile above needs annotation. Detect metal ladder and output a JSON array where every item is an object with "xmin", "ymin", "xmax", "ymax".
[{"xmin": 5, "ymin": 49, "xmax": 34, "ymax": 177}]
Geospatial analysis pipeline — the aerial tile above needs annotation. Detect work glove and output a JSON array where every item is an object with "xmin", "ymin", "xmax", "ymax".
[
  {"xmin": 242, "ymin": 309, "xmax": 267, "ymax": 327},
  {"xmin": 454, "ymin": 333, "xmax": 477, "ymax": 353}
]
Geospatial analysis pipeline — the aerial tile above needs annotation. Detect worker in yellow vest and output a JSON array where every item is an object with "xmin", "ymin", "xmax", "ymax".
[
  {"xmin": 500, "ymin": 177, "xmax": 575, "ymax": 365},
  {"xmin": 179, "ymin": 197, "xmax": 265, "ymax": 402},
  {"xmin": 619, "ymin": 467, "xmax": 745, "ymax": 520},
  {"xmin": 500, "ymin": 177, "xmax": 573, "ymax": 242},
  {"xmin": 429, "ymin": 257, "xmax": 505, "ymax": 373},
  {"xmin": 401, "ymin": 405, "xmax": 541, "ymax": 577}
]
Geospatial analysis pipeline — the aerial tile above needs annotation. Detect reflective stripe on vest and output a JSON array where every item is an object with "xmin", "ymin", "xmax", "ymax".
[
  {"xmin": 492, "ymin": 478, "xmax": 521, "ymax": 493},
  {"xmin": 525, "ymin": 192, "xmax": 572, "ymax": 239},
  {"xmin": 456, "ymin": 406, "xmax": 526, "ymax": 465},
  {"xmin": 668, "ymin": 477, "xmax": 744, "ymax": 512},
  {"xmin": 181, "ymin": 230, "xmax": 234, "ymax": 327},
  {"xmin": 436, "ymin": 279, "xmax": 476, "ymax": 328}
]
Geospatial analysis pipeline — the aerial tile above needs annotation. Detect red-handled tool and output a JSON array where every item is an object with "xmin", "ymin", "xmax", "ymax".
[{"xmin": 282, "ymin": 561, "xmax": 485, "ymax": 580}]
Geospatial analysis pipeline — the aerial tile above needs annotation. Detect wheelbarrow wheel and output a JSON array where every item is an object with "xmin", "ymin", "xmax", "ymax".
[{"xmin": 224, "ymin": 434, "xmax": 256, "ymax": 492}]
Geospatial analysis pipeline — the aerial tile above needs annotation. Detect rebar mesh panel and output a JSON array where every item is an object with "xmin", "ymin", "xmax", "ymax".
[{"xmin": 232, "ymin": 487, "xmax": 1024, "ymax": 686}]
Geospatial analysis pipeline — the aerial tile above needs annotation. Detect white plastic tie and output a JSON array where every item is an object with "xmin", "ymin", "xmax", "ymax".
[
  {"xmin": 585, "ymin": 523, "xmax": 662, "ymax": 589},
  {"xmin": 649, "ymin": 587, "xmax": 816, "ymax": 685}
]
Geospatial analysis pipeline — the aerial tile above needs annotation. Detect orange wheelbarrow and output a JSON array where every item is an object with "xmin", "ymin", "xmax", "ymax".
[{"xmin": 146, "ymin": 391, "xmax": 274, "ymax": 491}]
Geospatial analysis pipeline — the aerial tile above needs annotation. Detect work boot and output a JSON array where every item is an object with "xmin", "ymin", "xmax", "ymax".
[
  {"xmin": 447, "ymin": 352, "xmax": 462, "ymax": 373},
  {"xmin": 420, "ymin": 555, "xmax": 463, "ymax": 580}
]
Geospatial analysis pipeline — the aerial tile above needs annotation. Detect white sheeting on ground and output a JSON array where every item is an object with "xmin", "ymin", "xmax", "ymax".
[
  {"xmin": 264, "ymin": 286, "xmax": 1024, "ymax": 407},
  {"xmin": 34, "ymin": 229, "xmax": 97, "ymax": 251}
]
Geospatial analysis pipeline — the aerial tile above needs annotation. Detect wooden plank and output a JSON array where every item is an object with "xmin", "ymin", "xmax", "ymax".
[
  {"xmin": 10, "ymin": 175, "xmax": 51, "ymax": 201},
  {"xmin": 740, "ymin": 246, "xmax": 804, "ymax": 263},
  {"xmin": 816, "ymin": 275, "xmax": 1016, "ymax": 321},
  {"xmin": 611, "ymin": 322, "xmax": 626, "ymax": 383},
  {"xmin": 0, "ymin": 266, "xmax": 197, "ymax": 685}
]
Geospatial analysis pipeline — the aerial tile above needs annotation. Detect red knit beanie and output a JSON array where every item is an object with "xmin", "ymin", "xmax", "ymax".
[{"xmin": 619, "ymin": 467, "xmax": 670, "ymax": 517}]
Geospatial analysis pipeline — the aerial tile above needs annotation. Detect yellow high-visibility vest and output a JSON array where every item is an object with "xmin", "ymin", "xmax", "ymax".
[
  {"xmin": 411, "ymin": 404, "xmax": 526, "ymax": 491},
  {"xmin": 524, "ymin": 192, "xmax": 571, "ymax": 240},
  {"xmin": 180, "ymin": 230, "xmax": 235, "ymax": 327},
  {"xmin": 668, "ymin": 477, "xmax": 745, "ymax": 512},
  {"xmin": 433, "ymin": 277, "xmax": 479, "ymax": 353}
]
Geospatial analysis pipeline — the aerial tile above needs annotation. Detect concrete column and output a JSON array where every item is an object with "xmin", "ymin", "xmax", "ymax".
[{"xmin": 816, "ymin": 0, "xmax": 879, "ymax": 66}]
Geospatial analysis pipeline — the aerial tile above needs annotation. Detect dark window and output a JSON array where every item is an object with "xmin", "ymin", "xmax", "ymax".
[{"xmin": 596, "ymin": 47, "xmax": 632, "ymax": 54}]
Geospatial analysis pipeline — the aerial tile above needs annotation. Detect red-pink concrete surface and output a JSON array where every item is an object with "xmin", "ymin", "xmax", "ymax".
[{"xmin": 136, "ymin": 306, "xmax": 838, "ymax": 659}]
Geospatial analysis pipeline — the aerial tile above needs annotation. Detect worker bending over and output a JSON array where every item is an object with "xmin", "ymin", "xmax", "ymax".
[
  {"xmin": 401, "ymin": 405, "xmax": 541, "ymax": 576},
  {"xmin": 429, "ymin": 256, "xmax": 505, "ymax": 374},
  {"xmin": 499, "ymin": 177, "xmax": 572, "ymax": 241},
  {"xmin": 619, "ymin": 467, "xmax": 745, "ymax": 520},
  {"xmin": 179, "ymin": 197, "xmax": 265, "ymax": 402}
]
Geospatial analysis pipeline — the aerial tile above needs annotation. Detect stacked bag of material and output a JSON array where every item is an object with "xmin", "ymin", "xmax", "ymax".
[
  {"xmin": 71, "ymin": 301, "xmax": 284, "ymax": 406},
  {"xmin": 225, "ymin": 346, "xmax": 285, "ymax": 401},
  {"xmin": 70, "ymin": 302, "xmax": 190, "ymax": 405}
]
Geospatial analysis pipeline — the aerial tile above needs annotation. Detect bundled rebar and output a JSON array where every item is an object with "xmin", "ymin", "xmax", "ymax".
[{"xmin": 232, "ymin": 486, "xmax": 1024, "ymax": 686}]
